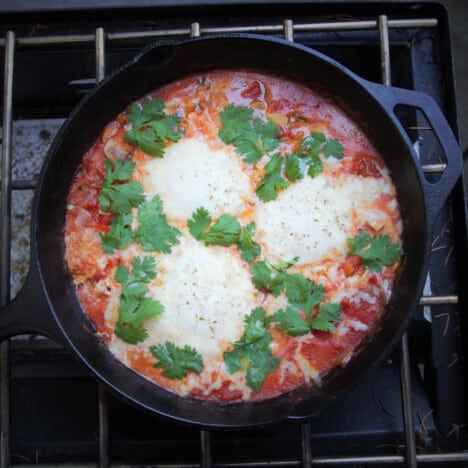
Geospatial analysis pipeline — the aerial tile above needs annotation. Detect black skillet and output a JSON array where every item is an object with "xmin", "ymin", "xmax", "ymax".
[{"xmin": 0, "ymin": 35, "xmax": 463, "ymax": 428}]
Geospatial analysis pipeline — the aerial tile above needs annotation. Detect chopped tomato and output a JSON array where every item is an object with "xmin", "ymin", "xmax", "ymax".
[{"xmin": 241, "ymin": 81, "xmax": 262, "ymax": 100}]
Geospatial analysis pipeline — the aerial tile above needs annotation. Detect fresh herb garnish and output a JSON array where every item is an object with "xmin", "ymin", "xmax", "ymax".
[
  {"xmin": 218, "ymin": 104, "xmax": 281, "ymax": 163},
  {"xmin": 99, "ymin": 159, "xmax": 145, "ymax": 214},
  {"xmin": 273, "ymin": 279, "xmax": 342, "ymax": 336},
  {"xmin": 114, "ymin": 256, "xmax": 164, "ymax": 344},
  {"xmin": 250, "ymin": 256, "xmax": 300, "ymax": 293},
  {"xmin": 347, "ymin": 231, "xmax": 403, "ymax": 273},
  {"xmin": 255, "ymin": 154, "xmax": 290, "ymax": 202},
  {"xmin": 255, "ymin": 132, "xmax": 344, "ymax": 202},
  {"xmin": 188, "ymin": 208, "xmax": 241, "ymax": 247},
  {"xmin": 223, "ymin": 308, "xmax": 279, "ymax": 392},
  {"xmin": 134, "ymin": 195, "xmax": 181, "ymax": 253},
  {"xmin": 250, "ymin": 258, "xmax": 343, "ymax": 335},
  {"xmin": 100, "ymin": 213, "xmax": 133, "ymax": 254},
  {"xmin": 238, "ymin": 222, "xmax": 261, "ymax": 263},
  {"xmin": 274, "ymin": 302, "xmax": 343, "ymax": 336},
  {"xmin": 150, "ymin": 341, "xmax": 203, "ymax": 379},
  {"xmin": 124, "ymin": 97, "xmax": 183, "ymax": 157}
]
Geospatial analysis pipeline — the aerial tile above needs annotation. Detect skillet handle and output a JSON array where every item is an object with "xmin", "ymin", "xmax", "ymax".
[
  {"xmin": 367, "ymin": 82, "xmax": 463, "ymax": 228},
  {"xmin": 0, "ymin": 261, "xmax": 65, "ymax": 345}
]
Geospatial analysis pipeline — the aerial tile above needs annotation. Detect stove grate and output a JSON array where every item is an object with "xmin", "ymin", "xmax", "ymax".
[{"xmin": 1, "ymin": 8, "xmax": 467, "ymax": 467}]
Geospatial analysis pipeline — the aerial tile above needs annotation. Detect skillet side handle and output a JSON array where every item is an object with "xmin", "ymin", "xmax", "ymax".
[
  {"xmin": 0, "ymin": 265, "xmax": 65, "ymax": 345},
  {"xmin": 368, "ymin": 83, "xmax": 463, "ymax": 229}
]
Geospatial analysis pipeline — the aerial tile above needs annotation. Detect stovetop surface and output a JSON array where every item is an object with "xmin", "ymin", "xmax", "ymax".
[{"xmin": 1, "ymin": 2, "xmax": 467, "ymax": 466}]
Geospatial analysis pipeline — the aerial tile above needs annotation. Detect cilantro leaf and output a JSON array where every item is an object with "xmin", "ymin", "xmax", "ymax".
[
  {"xmin": 100, "ymin": 213, "xmax": 133, "ymax": 254},
  {"xmin": 115, "ymin": 294, "xmax": 164, "ymax": 345},
  {"xmin": 127, "ymin": 99, "xmax": 164, "ymax": 127},
  {"xmin": 134, "ymin": 196, "xmax": 181, "ymax": 253},
  {"xmin": 104, "ymin": 158, "xmax": 135, "ymax": 182},
  {"xmin": 299, "ymin": 132, "xmax": 344, "ymax": 178},
  {"xmin": 99, "ymin": 159, "xmax": 145, "ymax": 214},
  {"xmin": 188, "ymin": 208, "xmax": 242, "ymax": 247},
  {"xmin": 271, "ymin": 256, "xmax": 299, "ymax": 272},
  {"xmin": 256, "ymin": 154, "xmax": 290, "ymax": 202},
  {"xmin": 306, "ymin": 152, "xmax": 324, "ymax": 178},
  {"xmin": 124, "ymin": 97, "xmax": 183, "ymax": 157},
  {"xmin": 223, "ymin": 308, "xmax": 279, "ymax": 392},
  {"xmin": 301, "ymin": 132, "xmax": 326, "ymax": 153},
  {"xmin": 108, "ymin": 181, "xmax": 146, "ymax": 215},
  {"xmin": 285, "ymin": 153, "xmax": 303, "ymax": 181},
  {"xmin": 202, "ymin": 214, "xmax": 241, "ymax": 246},
  {"xmin": 218, "ymin": 104, "xmax": 281, "ymax": 164},
  {"xmin": 238, "ymin": 222, "xmax": 261, "ymax": 263},
  {"xmin": 115, "ymin": 256, "xmax": 156, "ymax": 289},
  {"xmin": 274, "ymin": 301, "xmax": 342, "ymax": 336},
  {"xmin": 271, "ymin": 272, "xmax": 313, "ymax": 305},
  {"xmin": 251, "ymin": 260, "xmax": 274, "ymax": 290},
  {"xmin": 348, "ymin": 231, "xmax": 403, "ymax": 273},
  {"xmin": 272, "ymin": 280, "xmax": 342, "ymax": 336},
  {"xmin": 274, "ymin": 307, "xmax": 310, "ymax": 336},
  {"xmin": 150, "ymin": 342, "xmax": 203, "ymax": 379},
  {"xmin": 124, "ymin": 128, "xmax": 165, "ymax": 157},
  {"xmin": 187, "ymin": 207, "xmax": 211, "ymax": 240},
  {"xmin": 114, "ymin": 256, "xmax": 163, "ymax": 344},
  {"xmin": 242, "ymin": 307, "xmax": 272, "ymax": 343},
  {"xmin": 309, "ymin": 302, "xmax": 343, "ymax": 332},
  {"xmin": 323, "ymin": 138, "xmax": 344, "ymax": 159},
  {"xmin": 129, "ymin": 256, "xmax": 157, "ymax": 283}
]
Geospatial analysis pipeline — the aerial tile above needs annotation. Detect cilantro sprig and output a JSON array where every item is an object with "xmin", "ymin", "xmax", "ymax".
[
  {"xmin": 347, "ymin": 231, "xmax": 403, "ymax": 273},
  {"xmin": 150, "ymin": 341, "xmax": 203, "ymax": 379},
  {"xmin": 124, "ymin": 97, "xmax": 183, "ymax": 157},
  {"xmin": 218, "ymin": 104, "xmax": 281, "ymax": 163},
  {"xmin": 255, "ymin": 154, "xmax": 290, "ymax": 202},
  {"xmin": 188, "ymin": 207, "xmax": 241, "ymax": 247},
  {"xmin": 114, "ymin": 256, "xmax": 164, "ymax": 344},
  {"xmin": 99, "ymin": 159, "xmax": 145, "ymax": 214},
  {"xmin": 238, "ymin": 222, "xmax": 261, "ymax": 262},
  {"xmin": 251, "ymin": 257, "xmax": 342, "ymax": 335},
  {"xmin": 273, "ymin": 280, "xmax": 343, "ymax": 336},
  {"xmin": 100, "ymin": 213, "xmax": 133, "ymax": 254},
  {"xmin": 135, "ymin": 195, "xmax": 181, "ymax": 253},
  {"xmin": 223, "ymin": 308, "xmax": 279, "ymax": 392},
  {"xmin": 255, "ymin": 133, "xmax": 344, "ymax": 202},
  {"xmin": 188, "ymin": 208, "xmax": 261, "ymax": 261}
]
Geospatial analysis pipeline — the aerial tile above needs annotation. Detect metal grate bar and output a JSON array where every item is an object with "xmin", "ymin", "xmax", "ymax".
[
  {"xmin": 95, "ymin": 26, "xmax": 109, "ymax": 468},
  {"xmin": 283, "ymin": 19, "xmax": 294, "ymax": 41},
  {"xmin": 301, "ymin": 423, "xmax": 312, "ymax": 468},
  {"xmin": 0, "ymin": 30, "xmax": 15, "ymax": 468},
  {"xmin": 378, "ymin": 14, "xmax": 417, "ymax": 468},
  {"xmin": 191, "ymin": 22, "xmax": 200, "ymax": 38},
  {"xmin": 200, "ymin": 430, "xmax": 212, "ymax": 468},
  {"xmin": 9, "ymin": 450, "xmax": 468, "ymax": 466},
  {"xmin": 419, "ymin": 295, "xmax": 458, "ymax": 305},
  {"xmin": 422, "ymin": 163, "xmax": 447, "ymax": 173},
  {"xmin": 0, "ymin": 18, "xmax": 438, "ymax": 47}
]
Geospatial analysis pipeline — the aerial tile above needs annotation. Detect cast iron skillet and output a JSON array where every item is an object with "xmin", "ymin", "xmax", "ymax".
[{"xmin": 0, "ymin": 35, "xmax": 463, "ymax": 428}]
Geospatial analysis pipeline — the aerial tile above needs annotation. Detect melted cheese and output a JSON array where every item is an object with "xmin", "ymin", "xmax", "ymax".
[
  {"xmin": 255, "ymin": 173, "xmax": 393, "ymax": 265},
  {"xmin": 142, "ymin": 235, "xmax": 258, "ymax": 361},
  {"xmin": 141, "ymin": 137, "xmax": 253, "ymax": 220}
]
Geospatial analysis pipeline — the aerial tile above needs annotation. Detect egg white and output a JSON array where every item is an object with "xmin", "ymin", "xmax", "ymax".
[
  {"xmin": 254, "ymin": 173, "xmax": 393, "ymax": 265},
  {"xmin": 140, "ymin": 137, "xmax": 253, "ymax": 221}
]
